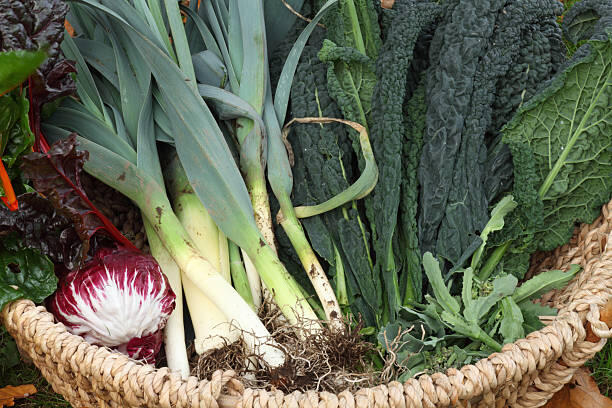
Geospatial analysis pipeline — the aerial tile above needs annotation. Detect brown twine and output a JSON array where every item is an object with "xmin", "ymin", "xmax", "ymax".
[{"xmin": 3, "ymin": 199, "xmax": 612, "ymax": 408}]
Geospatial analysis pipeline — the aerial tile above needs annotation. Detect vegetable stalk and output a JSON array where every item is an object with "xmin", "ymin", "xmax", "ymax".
[
  {"xmin": 144, "ymin": 220, "xmax": 190, "ymax": 378},
  {"xmin": 78, "ymin": 137, "xmax": 286, "ymax": 367},
  {"xmin": 166, "ymin": 152, "xmax": 240, "ymax": 353}
]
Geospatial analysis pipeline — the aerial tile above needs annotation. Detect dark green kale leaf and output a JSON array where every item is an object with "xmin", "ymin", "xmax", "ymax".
[
  {"xmin": 0, "ymin": 233, "xmax": 57, "ymax": 311},
  {"xmin": 419, "ymin": 0, "xmax": 565, "ymax": 267},
  {"xmin": 289, "ymin": 35, "xmax": 380, "ymax": 326},
  {"xmin": 317, "ymin": 0, "xmax": 382, "ymax": 61},
  {"xmin": 318, "ymin": 40, "xmax": 377, "ymax": 134},
  {"xmin": 418, "ymin": 0, "xmax": 508, "ymax": 261},
  {"xmin": 399, "ymin": 80, "xmax": 426, "ymax": 303},
  {"xmin": 490, "ymin": 2, "xmax": 566, "ymax": 133},
  {"xmin": 562, "ymin": 0, "xmax": 612, "ymax": 45},
  {"xmin": 365, "ymin": 0, "xmax": 440, "ymax": 317}
]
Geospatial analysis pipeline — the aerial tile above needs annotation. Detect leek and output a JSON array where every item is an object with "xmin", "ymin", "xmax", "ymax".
[{"xmin": 166, "ymin": 151, "xmax": 240, "ymax": 353}]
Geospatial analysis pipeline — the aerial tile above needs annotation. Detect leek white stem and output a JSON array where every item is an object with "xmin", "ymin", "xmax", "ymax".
[
  {"xmin": 153, "ymin": 209, "xmax": 285, "ymax": 367},
  {"xmin": 182, "ymin": 272, "xmax": 240, "ymax": 353},
  {"xmin": 172, "ymin": 180, "xmax": 241, "ymax": 354},
  {"xmin": 277, "ymin": 204, "xmax": 344, "ymax": 330},
  {"xmin": 144, "ymin": 220, "xmax": 190, "ymax": 378}
]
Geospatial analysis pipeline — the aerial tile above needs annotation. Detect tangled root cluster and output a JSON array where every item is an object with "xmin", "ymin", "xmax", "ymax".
[{"xmin": 192, "ymin": 300, "xmax": 382, "ymax": 393}]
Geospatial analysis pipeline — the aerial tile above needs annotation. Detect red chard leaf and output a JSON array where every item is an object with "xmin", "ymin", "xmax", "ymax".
[
  {"xmin": 20, "ymin": 134, "xmax": 139, "ymax": 260},
  {"xmin": 0, "ymin": 192, "xmax": 82, "ymax": 269},
  {"xmin": 0, "ymin": 0, "xmax": 77, "ymax": 151}
]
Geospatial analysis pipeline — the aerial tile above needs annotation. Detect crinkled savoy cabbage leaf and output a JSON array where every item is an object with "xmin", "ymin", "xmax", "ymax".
[{"xmin": 501, "ymin": 30, "xmax": 612, "ymax": 258}]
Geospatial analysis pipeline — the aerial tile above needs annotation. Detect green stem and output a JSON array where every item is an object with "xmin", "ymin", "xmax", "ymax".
[
  {"xmin": 478, "ymin": 241, "xmax": 510, "ymax": 281},
  {"xmin": 538, "ymin": 67, "xmax": 611, "ymax": 198},
  {"xmin": 345, "ymin": 0, "xmax": 366, "ymax": 55},
  {"xmin": 229, "ymin": 240, "xmax": 256, "ymax": 310},
  {"xmin": 277, "ymin": 194, "xmax": 344, "ymax": 325},
  {"xmin": 244, "ymin": 161, "xmax": 276, "ymax": 249},
  {"xmin": 477, "ymin": 328, "xmax": 502, "ymax": 352},
  {"xmin": 248, "ymin": 241, "xmax": 320, "ymax": 327},
  {"xmin": 333, "ymin": 245, "xmax": 349, "ymax": 307},
  {"xmin": 143, "ymin": 219, "xmax": 190, "ymax": 378},
  {"xmin": 80, "ymin": 141, "xmax": 285, "ymax": 367}
]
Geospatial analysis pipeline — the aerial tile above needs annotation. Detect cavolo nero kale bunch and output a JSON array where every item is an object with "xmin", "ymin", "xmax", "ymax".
[{"xmin": 278, "ymin": 0, "xmax": 612, "ymax": 373}]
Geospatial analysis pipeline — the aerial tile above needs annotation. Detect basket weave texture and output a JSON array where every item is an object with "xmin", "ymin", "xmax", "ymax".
[{"xmin": 3, "ymin": 200, "xmax": 612, "ymax": 408}]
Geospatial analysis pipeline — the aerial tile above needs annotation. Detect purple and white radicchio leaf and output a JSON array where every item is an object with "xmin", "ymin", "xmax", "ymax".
[{"xmin": 48, "ymin": 246, "xmax": 175, "ymax": 364}]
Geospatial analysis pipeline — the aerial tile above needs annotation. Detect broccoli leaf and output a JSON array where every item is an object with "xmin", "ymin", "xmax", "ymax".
[
  {"xmin": 499, "ymin": 297, "xmax": 524, "ymax": 344},
  {"xmin": 519, "ymin": 300, "xmax": 557, "ymax": 333},
  {"xmin": 512, "ymin": 265, "xmax": 581, "ymax": 304},
  {"xmin": 463, "ymin": 274, "xmax": 517, "ymax": 324}
]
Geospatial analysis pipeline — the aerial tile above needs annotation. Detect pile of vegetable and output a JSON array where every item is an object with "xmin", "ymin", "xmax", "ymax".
[{"xmin": 0, "ymin": 0, "xmax": 610, "ymax": 389}]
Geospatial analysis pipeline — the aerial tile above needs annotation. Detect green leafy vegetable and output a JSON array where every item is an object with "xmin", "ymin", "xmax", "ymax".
[
  {"xmin": 512, "ymin": 265, "xmax": 581, "ymax": 304},
  {"xmin": 418, "ymin": 0, "xmax": 565, "ymax": 266},
  {"xmin": 365, "ymin": 1, "xmax": 440, "ymax": 318},
  {"xmin": 495, "ymin": 24, "xmax": 612, "ymax": 278},
  {"xmin": 0, "ymin": 193, "xmax": 82, "ymax": 269},
  {"xmin": 499, "ymin": 297, "xmax": 524, "ymax": 344},
  {"xmin": 0, "ymin": 92, "xmax": 34, "ymax": 168},
  {"xmin": 0, "ymin": 50, "xmax": 46, "ymax": 94},
  {"xmin": 21, "ymin": 135, "xmax": 139, "ymax": 265},
  {"xmin": 0, "ymin": 234, "xmax": 57, "ymax": 311}
]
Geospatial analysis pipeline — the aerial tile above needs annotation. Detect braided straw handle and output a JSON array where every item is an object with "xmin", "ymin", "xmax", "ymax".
[{"xmin": 2, "ymin": 201, "xmax": 612, "ymax": 408}]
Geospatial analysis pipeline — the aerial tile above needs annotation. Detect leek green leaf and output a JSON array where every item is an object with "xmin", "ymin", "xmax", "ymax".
[{"xmin": 287, "ymin": 118, "xmax": 378, "ymax": 218}]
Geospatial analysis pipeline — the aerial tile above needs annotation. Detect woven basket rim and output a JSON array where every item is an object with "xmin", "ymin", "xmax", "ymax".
[{"xmin": 3, "ymin": 200, "xmax": 612, "ymax": 408}]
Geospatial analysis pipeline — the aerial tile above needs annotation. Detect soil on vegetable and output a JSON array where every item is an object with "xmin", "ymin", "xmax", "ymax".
[{"xmin": 189, "ymin": 298, "xmax": 390, "ymax": 393}]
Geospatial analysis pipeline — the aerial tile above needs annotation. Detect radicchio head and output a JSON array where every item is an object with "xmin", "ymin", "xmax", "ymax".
[{"xmin": 48, "ymin": 246, "xmax": 175, "ymax": 364}]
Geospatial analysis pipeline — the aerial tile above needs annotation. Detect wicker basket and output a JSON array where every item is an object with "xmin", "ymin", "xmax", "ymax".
[{"xmin": 3, "ymin": 200, "xmax": 612, "ymax": 408}]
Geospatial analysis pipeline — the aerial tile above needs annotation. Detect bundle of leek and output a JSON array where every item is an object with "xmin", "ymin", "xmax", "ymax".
[{"xmin": 44, "ymin": 0, "xmax": 378, "ymax": 378}]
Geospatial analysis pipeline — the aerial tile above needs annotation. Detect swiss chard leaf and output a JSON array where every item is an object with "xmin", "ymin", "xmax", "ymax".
[
  {"xmin": 20, "ymin": 134, "xmax": 138, "ymax": 265},
  {"xmin": 0, "ymin": 49, "xmax": 46, "ymax": 94},
  {"xmin": 0, "ymin": 192, "xmax": 82, "ymax": 269},
  {"xmin": 0, "ymin": 0, "xmax": 77, "ymax": 151},
  {"xmin": 0, "ymin": 234, "xmax": 57, "ymax": 311},
  {"xmin": 0, "ymin": 92, "xmax": 35, "ymax": 168}
]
